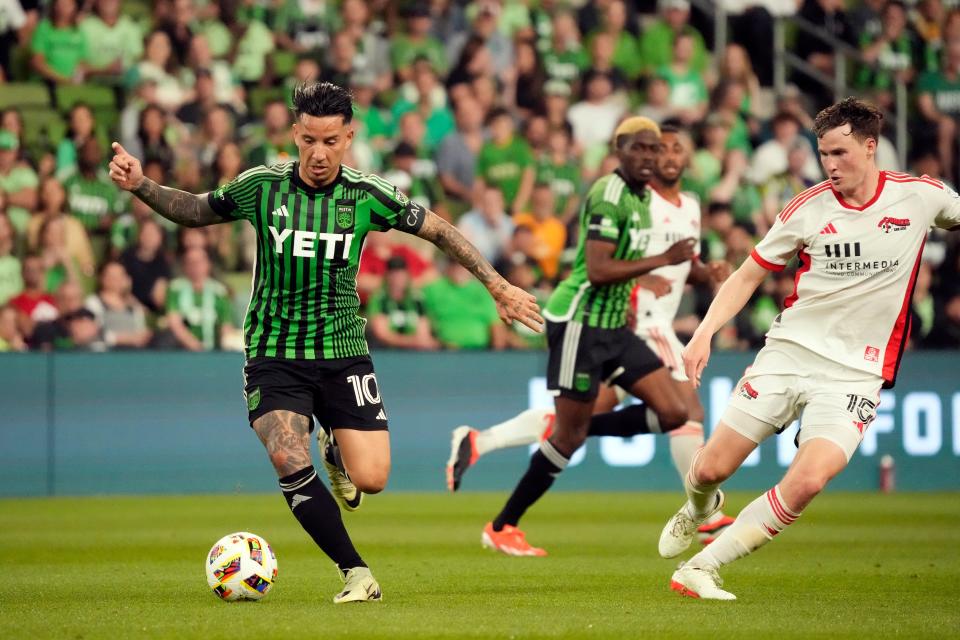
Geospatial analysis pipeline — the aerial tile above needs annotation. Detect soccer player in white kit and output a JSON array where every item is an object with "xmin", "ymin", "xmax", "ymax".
[
  {"xmin": 445, "ymin": 125, "xmax": 734, "ymax": 541},
  {"xmin": 661, "ymin": 98, "xmax": 960, "ymax": 600}
]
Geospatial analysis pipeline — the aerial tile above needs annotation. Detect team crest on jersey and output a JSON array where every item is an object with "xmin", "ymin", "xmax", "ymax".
[
  {"xmin": 246, "ymin": 387, "xmax": 261, "ymax": 411},
  {"xmin": 738, "ymin": 381, "xmax": 759, "ymax": 400},
  {"xmin": 574, "ymin": 373, "xmax": 591, "ymax": 392},
  {"xmin": 336, "ymin": 204, "xmax": 355, "ymax": 228},
  {"xmin": 877, "ymin": 216, "xmax": 910, "ymax": 233},
  {"xmin": 394, "ymin": 187, "xmax": 410, "ymax": 206},
  {"xmin": 214, "ymin": 185, "xmax": 226, "ymax": 200}
]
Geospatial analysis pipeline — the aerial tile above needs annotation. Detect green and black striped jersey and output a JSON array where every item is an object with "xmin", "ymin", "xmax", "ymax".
[
  {"xmin": 544, "ymin": 170, "xmax": 653, "ymax": 329},
  {"xmin": 208, "ymin": 161, "xmax": 426, "ymax": 360}
]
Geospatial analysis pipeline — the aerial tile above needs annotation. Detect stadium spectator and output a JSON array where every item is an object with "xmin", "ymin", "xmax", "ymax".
[
  {"xmin": 913, "ymin": 0, "xmax": 947, "ymax": 73},
  {"xmin": 119, "ymin": 218, "xmax": 170, "ymax": 314},
  {"xmin": 30, "ymin": 0, "xmax": 88, "ymax": 85},
  {"xmin": 164, "ymin": 247, "xmax": 235, "ymax": 352},
  {"xmin": 793, "ymin": 0, "xmax": 856, "ymax": 111},
  {"xmin": 709, "ymin": 80, "xmax": 752, "ymax": 155},
  {"xmin": 367, "ymin": 255, "xmax": 438, "ymax": 351},
  {"xmin": 535, "ymin": 124, "xmax": 580, "ymax": 223},
  {"xmin": 55, "ymin": 102, "xmax": 96, "ymax": 180},
  {"xmin": 174, "ymin": 69, "xmax": 218, "ymax": 129},
  {"xmin": 639, "ymin": 0, "xmax": 708, "ymax": 77},
  {"xmin": 63, "ymin": 138, "xmax": 125, "ymax": 234},
  {"xmin": 512, "ymin": 182, "xmax": 566, "ymax": 280},
  {"xmin": 447, "ymin": 1, "xmax": 513, "ymax": 81},
  {"xmin": 0, "ymin": 303, "xmax": 26, "ymax": 351},
  {"xmin": 157, "ymin": 0, "xmax": 195, "ymax": 68},
  {"xmin": 224, "ymin": 5, "xmax": 274, "ymax": 90},
  {"xmin": 508, "ymin": 38, "xmax": 547, "ymax": 117},
  {"xmin": 130, "ymin": 103, "xmax": 176, "ymax": 171},
  {"xmin": 458, "ymin": 185, "xmax": 515, "ymax": 265},
  {"xmin": 0, "ymin": 128, "xmax": 38, "ymax": 234},
  {"xmin": 543, "ymin": 79, "xmax": 573, "ymax": 132},
  {"xmin": 446, "ymin": 33, "xmax": 494, "ymax": 89},
  {"xmin": 244, "ymin": 100, "xmax": 296, "ymax": 168},
  {"xmin": 132, "ymin": 30, "xmax": 190, "ymax": 111},
  {"xmin": 421, "ymin": 260, "xmax": 508, "ymax": 350},
  {"xmin": 917, "ymin": 37, "xmax": 960, "ymax": 183},
  {"xmin": 587, "ymin": 0, "xmax": 641, "ymax": 82},
  {"xmin": 36, "ymin": 214, "xmax": 90, "ymax": 293},
  {"xmin": 0, "ymin": 0, "xmax": 27, "ymax": 82},
  {"xmin": 28, "ymin": 279, "xmax": 93, "ymax": 350},
  {"xmin": 322, "ymin": 29, "xmax": 362, "ymax": 89},
  {"xmin": 436, "ymin": 95, "xmax": 484, "ymax": 211},
  {"xmin": 84, "ymin": 260, "xmax": 152, "ymax": 349},
  {"xmin": 683, "ymin": 115, "xmax": 747, "ymax": 206},
  {"xmin": 391, "ymin": 57, "xmax": 455, "ymax": 152},
  {"xmin": 567, "ymin": 70, "xmax": 627, "ymax": 158},
  {"xmin": 350, "ymin": 70, "xmax": 392, "ymax": 169},
  {"xmin": 476, "ymin": 107, "xmax": 534, "ymax": 215},
  {"xmin": 357, "ymin": 230, "xmax": 435, "ymax": 303},
  {"xmin": 270, "ymin": 0, "xmax": 332, "ymax": 54},
  {"xmin": 109, "ymin": 191, "xmax": 154, "ymax": 257},
  {"xmin": 0, "ymin": 210, "xmax": 22, "ymax": 305},
  {"xmin": 338, "ymin": 0, "xmax": 392, "ymax": 92},
  {"xmin": 760, "ymin": 139, "xmax": 818, "ymax": 232},
  {"xmin": 659, "ymin": 31, "xmax": 709, "ymax": 127},
  {"xmin": 748, "ymin": 112, "xmax": 822, "ymax": 186},
  {"xmin": 387, "ymin": 142, "xmax": 444, "ymax": 212},
  {"xmin": 27, "ymin": 176, "xmax": 94, "ymax": 275},
  {"xmin": 392, "ymin": 3, "xmax": 447, "ymax": 82},
  {"xmin": 856, "ymin": 0, "xmax": 921, "ymax": 111},
  {"xmin": 79, "ymin": 0, "xmax": 142, "ymax": 80},
  {"xmin": 185, "ymin": 33, "xmax": 243, "ymax": 115},
  {"xmin": 542, "ymin": 10, "xmax": 590, "ymax": 87},
  {"xmin": 718, "ymin": 44, "xmax": 761, "ymax": 121},
  {"xmin": 8, "ymin": 254, "xmax": 57, "ymax": 338}
]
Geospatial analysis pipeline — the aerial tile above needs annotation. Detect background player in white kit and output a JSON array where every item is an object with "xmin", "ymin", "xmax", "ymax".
[
  {"xmin": 445, "ymin": 125, "xmax": 734, "ymax": 541},
  {"xmin": 662, "ymin": 98, "xmax": 960, "ymax": 600}
]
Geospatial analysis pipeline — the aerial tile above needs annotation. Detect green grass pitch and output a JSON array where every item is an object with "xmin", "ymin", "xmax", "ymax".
[{"xmin": 3, "ymin": 492, "xmax": 958, "ymax": 639}]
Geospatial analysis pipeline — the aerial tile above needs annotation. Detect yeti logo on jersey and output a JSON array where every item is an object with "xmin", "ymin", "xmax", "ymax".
[
  {"xmin": 877, "ymin": 216, "xmax": 910, "ymax": 233},
  {"xmin": 628, "ymin": 227, "xmax": 650, "ymax": 253},
  {"xmin": 268, "ymin": 227, "xmax": 354, "ymax": 259},
  {"xmin": 336, "ymin": 203, "xmax": 354, "ymax": 228}
]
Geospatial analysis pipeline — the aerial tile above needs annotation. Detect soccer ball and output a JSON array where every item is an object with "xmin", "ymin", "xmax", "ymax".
[{"xmin": 205, "ymin": 532, "xmax": 278, "ymax": 601}]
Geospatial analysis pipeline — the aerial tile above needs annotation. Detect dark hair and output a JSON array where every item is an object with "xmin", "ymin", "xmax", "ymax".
[
  {"xmin": 660, "ymin": 123, "xmax": 682, "ymax": 136},
  {"xmin": 707, "ymin": 200, "xmax": 732, "ymax": 215},
  {"xmin": 813, "ymin": 98, "xmax": 883, "ymax": 142},
  {"xmin": 485, "ymin": 106, "xmax": 512, "ymax": 127},
  {"xmin": 291, "ymin": 81, "xmax": 353, "ymax": 123}
]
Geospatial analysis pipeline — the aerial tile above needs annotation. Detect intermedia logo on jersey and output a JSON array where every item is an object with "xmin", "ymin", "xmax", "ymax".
[
  {"xmin": 877, "ymin": 216, "xmax": 910, "ymax": 233},
  {"xmin": 864, "ymin": 345, "xmax": 880, "ymax": 362}
]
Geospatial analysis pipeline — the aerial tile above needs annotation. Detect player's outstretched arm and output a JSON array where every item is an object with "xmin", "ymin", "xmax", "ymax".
[
  {"xmin": 416, "ymin": 210, "xmax": 544, "ymax": 333},
  {"xmin": 108, "ymin": 142, "xmax": 231, "ymax": 228},
  {"xmin": 586, "ymin": 237, "xmax": 697, "ymax": 285},
  {"xmin": 683, "ymin": 257, "xmax": 768, "ymax": 386}
]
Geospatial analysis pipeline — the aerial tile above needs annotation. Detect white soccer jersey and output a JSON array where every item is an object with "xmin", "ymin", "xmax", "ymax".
[
  {"xmin": 631, "ymin": 186, "xmax": 702, "ymax": 330},
  {"xmin": 751, "ymin": 171, "xmax": 960, "ymax": 386}
]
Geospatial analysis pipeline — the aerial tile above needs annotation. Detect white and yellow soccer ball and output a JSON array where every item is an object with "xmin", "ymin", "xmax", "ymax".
[{"xmin": 205, "ymin": 532, "xmax": 277, "ymax": 601}]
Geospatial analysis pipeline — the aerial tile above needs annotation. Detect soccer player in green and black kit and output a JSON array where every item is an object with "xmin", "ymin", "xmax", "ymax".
[
  {"xmin": 108, "ymin": 81, "xmax": 542, "ymax": 602},
  {"xmin": 481, "ymin": 117, "xmax": 698, "ymax": 556}
]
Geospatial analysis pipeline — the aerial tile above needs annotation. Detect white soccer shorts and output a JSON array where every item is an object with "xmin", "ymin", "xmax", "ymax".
[{"xmin": 637, "ymin": 324, "xmax": 688, "ymax": 382}]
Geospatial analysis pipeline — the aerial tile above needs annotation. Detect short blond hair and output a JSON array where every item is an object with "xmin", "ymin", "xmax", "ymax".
[{"xmin": 613, "ymin": 116, "xmax": 661, "ymax": 147}]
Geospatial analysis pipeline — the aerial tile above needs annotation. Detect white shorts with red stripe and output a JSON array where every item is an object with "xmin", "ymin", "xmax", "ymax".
[
  {"xmin": 723, "ymin": 339, "xmax": 883, "ymax": 461},
  {"xmin": 636, "ymin": 324, "xmax": 688, "ymax": 382}
]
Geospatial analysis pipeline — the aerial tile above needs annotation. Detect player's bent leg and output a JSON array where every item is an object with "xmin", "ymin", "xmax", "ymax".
[
  {"xmin": 625, "ymin": 367, "xmax": 688, "ymax": 431},
  {"xmin": 317, "ymin": 427, "xmax": 363, "ymax": 511},
  {"xmin": 484, "ymin": 396, "xmax": 594, "ymax": 557},
  {"xmin": 334, "ymin": 428, "xmax": 391, "ymax": 494},
  {"xmin": 252, "ymin": 411, "xmax": 371, "ymax": 590},
  {"xmin": 659, "ymin": 422, "xmax": 758, "ymax": 558},
  {"xmin": 778, "ymin": 436, "xmax": 849, "ymax": 512}
]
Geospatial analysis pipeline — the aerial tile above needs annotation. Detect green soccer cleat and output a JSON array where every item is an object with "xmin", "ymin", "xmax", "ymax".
[
  {"xmin": 317, "ymin": 428, "xmax": 362, "ymax": 511},
  {"xmin": 334, "ymin": 567, "xmax": 382, "ymax": 604}
]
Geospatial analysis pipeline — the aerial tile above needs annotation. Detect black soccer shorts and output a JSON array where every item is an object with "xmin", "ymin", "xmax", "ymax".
[
  {"xmin": 243, "ymin": 355, "xmax": 389, "ymax": 431},
  {"xmin": 545, "ymin": 319, "xmax": 663, "ymax": 401}
]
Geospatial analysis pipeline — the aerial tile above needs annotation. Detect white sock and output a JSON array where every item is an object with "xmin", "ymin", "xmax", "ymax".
[
  {"xmin": 689, "ymin": 484, "xmax": 801, "ymax": 570},
  {"xmin": 474, "ymin": 408, "xmax": 554, "ymax": 456},
  {"xmin": 683, "ymin": 448, "xmax": 721, "ymax": 520},
  {"xmin": 668, "ymin": 421, "xmax": 704, "ymax": 485}
]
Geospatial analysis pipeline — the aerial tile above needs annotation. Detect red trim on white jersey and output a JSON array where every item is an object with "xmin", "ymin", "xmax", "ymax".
[
  {"xmin": 783, "ymin": 249, "xmax": 812, "ymax": 309},
  {"xmin": 778, "ymin": 180, "xmax": 831, "ymax": 223},
  {"xmin": 750, "ymin": 249, "xmax": 786, "ymax": 272},
  {"xmin": 881, "ymin": 238, "xmax": 926, "ymax": 386},
  {"xmin": 884, "ymin": 172, "xmax": 944, "ymax": 189},
  {"xmin": 831, "ymin": 171, "xmax": 887, "ymax": 211}
]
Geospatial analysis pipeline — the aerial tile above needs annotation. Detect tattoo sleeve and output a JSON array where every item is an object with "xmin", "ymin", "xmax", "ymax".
[
  {"xmin": 132, "ymin": 177, "xmax": 232, "ymax": 228},
  {"xmin": 251, "ymin": 410, "xmax": 313, "ymax": 478},
  {"xmin": 416, "ymin": 210, "xmax": 506, "ymax": 291}
]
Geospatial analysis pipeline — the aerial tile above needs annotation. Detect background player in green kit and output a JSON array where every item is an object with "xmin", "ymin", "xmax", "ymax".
[
  {"xmin": 481, "ymin": 117, "xmax": 697, "ymax": 556},
  {"xmin": 107, "ymin": 81, "xmax": 543, "ymax": 603}
]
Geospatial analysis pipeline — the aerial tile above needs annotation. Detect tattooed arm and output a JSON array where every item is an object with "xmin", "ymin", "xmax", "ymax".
[
  {"xmin": 108, "ymin": 142, "xmax": 231, "ymax": 228},
  {"xmin": 416, "ymin": 209, "xmax": 544, "ymax": 332}
]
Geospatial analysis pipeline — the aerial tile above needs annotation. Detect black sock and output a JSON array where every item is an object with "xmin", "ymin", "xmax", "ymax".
[
  {"xmin": 279, "ymin": 466, "xmax": 366, "ymax": 572},
  {"xmin": 587, "ymin": 404, "xmax": 661, "ymax": 438},
  {"xmin": 492, "ymin": 443, "xmax": 569, "ymax": 531}
]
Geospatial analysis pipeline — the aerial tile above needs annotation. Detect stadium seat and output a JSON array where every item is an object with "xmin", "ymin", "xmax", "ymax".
[
  {"xmin": 249, "ymin": 87, "xmax": 288, "ymax": 117},
  {"xmin": 0, "ymin": 83, "xmax": 50, "ymax": 110},
  {"xmin": 56, "ymin": 84, "xmax": 117, "ymax": 112}
]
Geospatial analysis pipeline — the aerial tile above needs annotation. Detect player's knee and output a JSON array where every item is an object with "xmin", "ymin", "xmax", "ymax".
[
  {"xmin": 550, "ymin": 431, "xmax": 586, "ymax": 458},
  {"xmin": 692, "ymin": 454, "xmax": 732, "ymax": 486},
  {"xmin": 660, "ymin": 402, "xmax": 688, "ymax": 432},
  {"xmin": 352, "ymin": 466, "xmax": 389, "ymax": 494},
  {"xmin": 791, "ymin": 474, "xmax": 828, "ymax": 503}
]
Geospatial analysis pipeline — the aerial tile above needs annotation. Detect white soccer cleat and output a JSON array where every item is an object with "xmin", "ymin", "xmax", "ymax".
[
  {"xmin": 334, "ymin": 566, "xmax": 382, "ymax": 603},
  {"xmin": 317, "ymin": 428, "xmax": 362, "ymax": 511},
  {"xmin": 670, "ymin": 563, "xmax": 736, "ymax": 600},
  {"xmin": 658, "ymin": 490, "xmax": 725, "ymax": 558}
]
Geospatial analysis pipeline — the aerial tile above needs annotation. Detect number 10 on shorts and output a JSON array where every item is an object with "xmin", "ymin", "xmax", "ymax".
[{"xmin": 347, "ymin": 374, "xmax": 381, "ymax": 407}]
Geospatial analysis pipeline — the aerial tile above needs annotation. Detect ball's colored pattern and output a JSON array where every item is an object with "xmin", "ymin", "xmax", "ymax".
[{"xmin": 205, "ymin": 532, "xmax": 277, "ymax": 601}]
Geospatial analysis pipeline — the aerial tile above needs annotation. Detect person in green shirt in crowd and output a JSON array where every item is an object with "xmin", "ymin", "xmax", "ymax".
[
  {"xmin": 856, "ymin": 0, "xmax": 920, "ymax": 110},
  {"xmin": 917, "ymin": 38, "xmax": 960, "ymax": 180},
  {"xmin": 587, "ymin": 0, "xmax": 642, "ymax": 80},
  {"xmin": 422, "ymin": 260, "xmax": 508, "ymax": 350},
  {"xmin": 63, "ymin": 138, "xmax": 125, "ymax": 234},
  {"xmin": 390, "ymin": 4, "xmax": 447, "ymax": 82},
  {"xmin": 0, "ymin": 211, "xmax": 22, "ymax": 306},
  {"xmin": 367, "ymin": 256, "xmax": 438, "ymax": 350},
  {"xmin": 165, "ymin": 247, "xmax": 235, "ymax": 351},
  {"xmin": 476, "ymin": 107, "xmax": 535, "ymax": 215},
  {"xmin": 0, "ymin": 130, "xmax": 39, "ymax": 235},
  {"xmin": 657, "ymin": 31, "xmax": 708, "ymax": 127},
  {"xmin": 387, "ymin": 142, "xmax": 445, "ymax": 212},
  {"xmin": 639, "ymin": 0, "xmax": 708, "ymax": 76},
  {"xmin": 109, "ymin": 194, "xmax": 155, "ymax": 257},
  {"xmin": 245, "ymin": 99, "xmax": 298, "ymax": 168},
  {"xmin": 535, "ymin": 124, "xmax": 581, "ymax": 223},
  {"xmin": 542, "ymin": 10, "xmax": 591, "ymax": 85},
  {"xmin": 226, "ymin": 3, "xmax": 275, "ymax": 87},
  {"xmin": 31, "ymin": 0, "xmax": 89, "ymax": 84},
  {"xmin": 80, "ymin": 0, "xmax": 143, "ymax": 78},
  {"xmin": 390, "ymin": 57, "xmax": 456, "ymax": 152}
]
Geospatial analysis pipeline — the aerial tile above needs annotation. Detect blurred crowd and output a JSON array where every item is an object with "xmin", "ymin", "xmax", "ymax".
[{"xmin": 0, "ymin": 0, "xmax": 959, "ymax": 354}]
